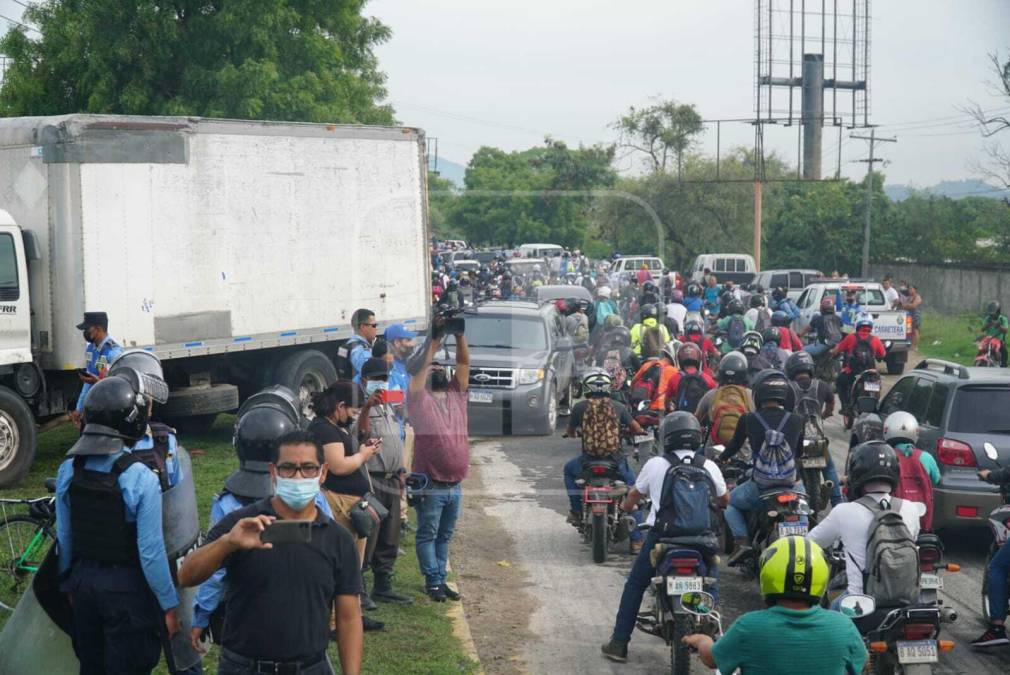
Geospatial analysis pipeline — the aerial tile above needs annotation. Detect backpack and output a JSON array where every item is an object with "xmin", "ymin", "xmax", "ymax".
[
  {"xmin": 580, "ymin": 398, "xmax": 621, "ymax": 457},
  {"xmin": 751, "ymin": 411, "xmax": 797, "ymax": 488},
  {"xmin": 629, "ymin": 362, "xmax": 662, "ymax": 407},
  {"xmin": 601, "ymin": 348, "xmax": 628, "ymax": 391},
  {"xmin": 641, "ymin": 325, "xmax": 665, "ymax": 358},
  {"xmin": 855, "ymin": 495, "xmax": 920, "ymax": 607},
  {"xmin": 819, "ymin": 314, "xmax": 844, "ymax": 346},
  {"xmin": 893, "ymin": 448, "xmax": 934, "ymax": 531},
  {"xmin": 849, "ymin": 338, "xmax": 876, "ymax": 373},
  {"xmin": 653, "ymin": 453, "xmax": 718, "ymax": 539},
  {"xmin": 726, "ymin": 316, "xmax": 747, "ymax": 349},
  {"xmin": 336, "ymin": 335, "xmax": 370, "ymax": 379},
  {"xmin": 754, "ymin": 308, "xmax": 772, "ymax": 332},
  {"xmin": 675, "ymin": 372, "xmax": 709, "ymax": 414},
  {"xmin": 710, "ymin": 385, "xmax": 749, "ymax": 444},
  {"xmin": 760, "ymin": 341, "xmax": 783, "ymax": 370},
  {"xmin": 131, "ymin": 422, "xmax": 175, "ymax": 492}
]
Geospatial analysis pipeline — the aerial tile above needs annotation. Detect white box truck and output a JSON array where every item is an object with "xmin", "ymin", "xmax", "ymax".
[{"xmin": 0, "ymin": 114, "xmax": 431, "ymax": 486}]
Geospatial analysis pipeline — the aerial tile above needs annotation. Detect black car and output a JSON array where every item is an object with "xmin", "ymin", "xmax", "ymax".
[{"xmin": 876, "ymin": 358, "xmax": 1010, "ymax": 532}]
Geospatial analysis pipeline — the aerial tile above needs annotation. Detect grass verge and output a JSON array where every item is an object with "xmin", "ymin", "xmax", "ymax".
[
  {"xmin": 0, "ymin": 416, "xmax": 478, "ymax": 675},
  {"xmin": 915, "ymin": 311, "xmax": 981, "ymax": 366}
]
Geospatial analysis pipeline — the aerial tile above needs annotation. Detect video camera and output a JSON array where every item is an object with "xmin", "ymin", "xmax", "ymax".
[{"xmin": 433, "ymin": 303, "xmax": 466, "ymax": 339}]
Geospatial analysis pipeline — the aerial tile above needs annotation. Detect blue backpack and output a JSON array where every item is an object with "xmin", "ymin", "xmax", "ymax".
[
  {"xmin": 727, "ymin": 315, "xmax": 747, "ymax": 349},
  {"xmin": 751, "ymin": 411, "xmax": 797, "ymax": 488},
  {"xmin": 653, "ymin": 453, "xmax": 717, "ymax": 538}
]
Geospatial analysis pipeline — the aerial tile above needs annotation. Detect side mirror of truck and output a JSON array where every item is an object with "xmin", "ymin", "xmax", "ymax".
[{"xmin": 21, "ymin": 230, "xmax": 41, "ymax": 261}]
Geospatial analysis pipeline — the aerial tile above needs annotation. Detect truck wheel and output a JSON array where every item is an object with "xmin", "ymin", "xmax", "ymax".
[
  {"xmin": 275, "ymin": 349, "xmax": 338, "ymax": 416},
  {"xmin": 160, "ymin": 384, "xmax": 239, "ymax": 433},
  {"xmin": 0, "ymin": 387, "xmax": 37, "ymax": 488},
  {"xmin": 885, "ymin": 353, "xmax": 905, "ymax": 376}
]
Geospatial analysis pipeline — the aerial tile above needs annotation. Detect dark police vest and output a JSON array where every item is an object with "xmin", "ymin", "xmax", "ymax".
[{"xmin": 69, "ymin": 454, "xmax": 144, "ymax": 566}]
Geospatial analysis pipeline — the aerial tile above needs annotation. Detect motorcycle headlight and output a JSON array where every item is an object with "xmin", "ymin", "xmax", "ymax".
[{"xmin": 518, "ymin": 368, "xmax": 545, "ymax": 385}]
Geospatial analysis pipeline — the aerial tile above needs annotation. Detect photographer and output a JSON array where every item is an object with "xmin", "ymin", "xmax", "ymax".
[{"xmin": 407, "ymin": 313, "xmax": 470, "ymax": 602}]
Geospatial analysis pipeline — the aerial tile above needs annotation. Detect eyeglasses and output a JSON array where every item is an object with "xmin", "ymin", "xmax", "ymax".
[
  {"xmin": 362, "ymin": 323, "xmax": 378, "ymax": 328},
  {"xmin": 275, "ymin": 463, "xmax": 322, "ymax": 478}
]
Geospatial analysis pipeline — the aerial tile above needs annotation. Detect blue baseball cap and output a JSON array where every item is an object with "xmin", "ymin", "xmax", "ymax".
[{"xmin": 385, "ymin": 324, "xmax": 417, "ymax": 341}]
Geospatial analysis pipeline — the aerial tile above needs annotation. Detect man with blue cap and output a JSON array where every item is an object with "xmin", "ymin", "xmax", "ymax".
[
  {"xmin": 384, "ymin": 324, "xmax": 417, "ymax": 395},
  {"xmin": 71, "ymin": 311, "xmax": 123, "ymax": 428}
]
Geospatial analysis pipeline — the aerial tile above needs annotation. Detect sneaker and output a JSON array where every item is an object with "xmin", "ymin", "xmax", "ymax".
[
  {"xmin": 971, "ymin": 625, "xmax": 1009, "ymax": 648},
  {"xmin": 362, "ymin": 615, "xmax": 385, "ymax": 632},
  {"xmin": 425, "ymin": 586, "xmax": 447, "ymax": 602},
  {"xmin": 440, "ymin": 584, "xmax": 461, "ymax": 601},
  {"xmin": 600, "ymin": 640, "xmax": 628, "ymax": 663}
]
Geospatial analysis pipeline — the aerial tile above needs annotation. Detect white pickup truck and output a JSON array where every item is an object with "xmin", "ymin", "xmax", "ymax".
[{"xmin": 794, "ymin": 281, "xmax": 911, "ymax": 375}]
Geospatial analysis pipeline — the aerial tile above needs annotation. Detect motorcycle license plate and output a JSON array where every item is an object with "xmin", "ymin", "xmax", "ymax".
[
  {"xmin": 778, "ymin": 522, "xmax": 808, "ymax": 537},
  {"xmin": 801, "ymin": 457, "xmax": 828, "ymax": 469},
  {"xmin": 919, "ymin": 573, "xmax": 943, "ymax": 590},
  {"xmin": 468, "ymin": 391, "xmax": 493, "ymax": 403},
  {"xmin": 896, "ymin": 640, "xmax": 938, "ymax": 664},
  {"xmin": 666, "ymin": 576, "xmax": 703, "ymax": 595},
  {"xmin": 864, "ymin": 381, "xmax": 881, "ymax": 392}
]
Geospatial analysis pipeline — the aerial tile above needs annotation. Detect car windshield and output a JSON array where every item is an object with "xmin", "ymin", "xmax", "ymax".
[
  {"xmin": 459, "ymin": 315, "xmax": 548, "ymax": 351},
  {"xmin": 948, "ymin": 386, "xmax": 1010, "ymax": 434}
]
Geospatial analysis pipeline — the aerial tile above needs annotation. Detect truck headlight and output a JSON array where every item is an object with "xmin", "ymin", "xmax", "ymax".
[{"xmin": 518, "ymin": 368, "xmax": 545, "ymax": 385}]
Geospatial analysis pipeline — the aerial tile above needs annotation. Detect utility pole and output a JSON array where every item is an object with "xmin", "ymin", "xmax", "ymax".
[{"xmin": 851, "ymin": 129, "xmax": 896, "ymax": 278}]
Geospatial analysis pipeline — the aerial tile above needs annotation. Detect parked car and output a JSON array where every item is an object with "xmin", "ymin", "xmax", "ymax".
[
  {"xmin": 688, "ymin": 253, "xmax": 757, "ymax": 285},
  {"xmin": 442, "ymin": 301, "xmax": 577, "ymax": 435},
  {"xmin": 609, "ymin": 256, "xmax": 664, "ymax": 284},
  {"xmin": 794, "ymin": 280, "xmax": 911, "ymax": 374},
  {"xmin": 750, "ymin": 269, "xmax": 823, "ymax": 300},
  {"xmin": 517, "ymin": 243, "xmax": 564, "ymax": 259},
  {"xmin": 876, "ymin": 359, "xmax": 1010, "ymax": 532},
  {"xmin": 471, "ymin": 250, "xmax": 500, "ymax": 265}
]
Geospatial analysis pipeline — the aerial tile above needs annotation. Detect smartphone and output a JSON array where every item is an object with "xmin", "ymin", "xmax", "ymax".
[
  {"xmin": 379, "ymin": 389, "xmax": 405, "ymax": 405},
  {"xmin": 260, "ymin": 520, "xmax": 312, "ymax": 546},
  {"xmin": 76, "ymin": 368, "xmax": 89, "ymax": 377}
]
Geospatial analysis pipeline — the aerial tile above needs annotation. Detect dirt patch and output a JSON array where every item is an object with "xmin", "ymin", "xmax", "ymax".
[{"xmin": 453, "ymin": 458, "xmax": 537, "ymax": 674}]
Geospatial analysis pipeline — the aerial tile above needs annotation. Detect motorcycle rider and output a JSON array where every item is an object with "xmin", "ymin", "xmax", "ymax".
[
  {"xmin": 973, "ymin": 462, "xmax": 1010, "ymax": 647},
  {"xmin": 808, "ymin": 441, "xmax": 924, "ymax": 603},
  {"xmin": 739, "ymin": 330, "xmax": 772, "ymax": 382},
  {"xmin": 628, "ymin": 345, "xmax": 680, "ymax": 413},
  {"xmin": 593, "ymin": 286, "xmax": 619, "ymax": 337},
  {"xmin": 882, "ymin": 412, "xmax": 939, "ymax": 531},
  {"xmin": 639, "ymin": 281, "xmax": 662, "ymax": 308},
  {"xmin": 665, "ymin": 289, "xmax": 688, "ymax": 333},
  {"xmin": 980, "ymin": 301, "xmax": 1009, "ymax": 367},
  {"xmin": 683, "ymin": 536, "xmax": 866, "ymax": 675},
  {"xmin": 630, "ymin": 304, "xmax": 671, "ymax": 357},
  {"xmin": 721, "ymin": 372, "xmax": 805, "ymax": 564},
  {"xmin": 695, "ymin": 351, "xmax": 753, "ymax": 444},
  {"xmin": 716, "ymin": 299, "xmax": 753, "ymax": 352},
  {"xmin": 830, "ymin": 315, "xmax": 885, "ymax": 413},
  {"xmin": 786, "ymin": 352, "xmax": 842, "ymax": 507},
  {"xmin": 800, "ymin": 297, "xmax": 845, "ymax": 359},
  {"xmin": 601, "ymin": 413, "xmax": 728, "ymax": 663},
  {"xmin": 770, "ymin": 286, "xmax": 801, "ymax": 321},
  {"xmin": 684, "ymin": 284, "xmax": 705, "ymax": 314},
  {"xmin": 772, "ymin": 310, "xmax": 803, "ymax": 352},
  {"xmin": 663, "ymin": 343, "xmax": 716, "ymax": 413},
  {"xmin": 683, "ymin": 320, "xmax": 720, "ymax": 369},
  {"xmin": 703, "ymin": 276, "xmax": 722, "ymax": 315},
  {"xmin": 746, "ymin": 293, "xmax": 772, "ymax": 331}
]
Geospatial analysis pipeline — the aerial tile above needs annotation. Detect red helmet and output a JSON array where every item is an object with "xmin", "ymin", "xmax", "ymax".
[{"xmin": 677, "ymin": 342, "xmax": 703, "ymax": 367}]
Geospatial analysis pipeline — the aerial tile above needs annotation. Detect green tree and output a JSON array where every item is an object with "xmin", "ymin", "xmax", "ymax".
[
  {"xmin": 428, "ymin": 170, "xmax": 462, "ymax": 239},
  {"xmin": 613, "ymin": 98, "xmax": 704, "ymax": 176},
  {"xmin": 0, "ymin": 0, "xmax": 394, "ymax": 124}
]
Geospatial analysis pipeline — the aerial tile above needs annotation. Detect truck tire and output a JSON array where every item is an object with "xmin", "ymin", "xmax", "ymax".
[
  {"xmin": 275, "ymin": 349, "xmax": 338, "ymax": 415},
  {"xmin": 160, "ymin": 384, "xmax": 239, "ymax": 434},
  {"xmin": 885, "ymin": 353, "xmax": 906, "ymax": 375},
  {"xmin": 0, "ymin": 387, "xmax": 37, "ymax": 488}
]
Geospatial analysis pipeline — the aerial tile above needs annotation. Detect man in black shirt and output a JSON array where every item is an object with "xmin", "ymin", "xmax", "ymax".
[{"xmin": 179, "ymin": 431, "xmax": 363, "ymax": 675}]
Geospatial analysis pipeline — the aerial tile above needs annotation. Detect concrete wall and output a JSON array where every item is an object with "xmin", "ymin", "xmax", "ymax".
[{"xmin": 868, "ymin": 262, "xmax": 1010, "ymax": 316}]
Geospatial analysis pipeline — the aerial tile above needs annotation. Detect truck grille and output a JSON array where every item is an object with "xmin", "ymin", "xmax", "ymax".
[{"xmin": 469, "ymin": 367, "xmax": 515, "ymax": 389}]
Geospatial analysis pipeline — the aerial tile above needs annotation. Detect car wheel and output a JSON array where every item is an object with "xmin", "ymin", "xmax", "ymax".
[
  {"xmin": 535, "ymin": 382, "xmax": 558, "ymax": 436},
  {"xmin": 558, "ymin": 380, "xmax": 574, "ymax": 417}
]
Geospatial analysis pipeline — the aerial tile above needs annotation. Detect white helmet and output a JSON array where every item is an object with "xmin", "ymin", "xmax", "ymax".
[
  {"xmin": 597, "ymin": 286, "xmax": 613, "ymax": 299},
  {"xmin": 582, "ymin": 369, "xmax": 613, "ymax": 396},
  {"xmin": 883, "ymin": 411, "xmax": 919, "ymax": 445}
]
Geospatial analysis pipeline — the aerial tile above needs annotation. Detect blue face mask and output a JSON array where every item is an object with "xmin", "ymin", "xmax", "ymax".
[
  {"xmin": 365, "ymin": 380, "xmax": 387, "ymax": 396},
  {"xmin": 274, "ymin": 476, "xmax": 320, "ymax": 510}
]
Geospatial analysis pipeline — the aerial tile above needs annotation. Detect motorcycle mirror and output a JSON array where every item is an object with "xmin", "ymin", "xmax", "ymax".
[
  {"xmin": 680, "ymin": 591, "xmax": 716, "ymax": 617},
  {"xmin": 984, "ymin": 442, "xmax": 999, "ymax": 463},
  {"xmin": 838, "ymin": 594, "xmax": 875, "ymax": 618}
]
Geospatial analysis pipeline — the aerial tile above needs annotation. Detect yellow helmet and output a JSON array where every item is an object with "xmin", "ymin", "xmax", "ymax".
[{"xmin": 759, "ymin": 536, "xmax": 829, "ymax": 605}]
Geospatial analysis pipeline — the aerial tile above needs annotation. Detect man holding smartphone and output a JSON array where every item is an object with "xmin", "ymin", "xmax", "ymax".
[
  {"xmin": 356, "ymin": 358, "xmax": 412, "ymax": 605},
  {"xmin": 179, "ymin": 431, "xmax": 363, "ymax": 675},
  {"xmin": 71, "ymin": 311, "xmax": 123, "ymax": 429}
]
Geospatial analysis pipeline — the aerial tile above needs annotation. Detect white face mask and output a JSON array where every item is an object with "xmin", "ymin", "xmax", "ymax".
[{"xmin": 274, "ymin": 476, "xmax": 320, "ymax": 510}]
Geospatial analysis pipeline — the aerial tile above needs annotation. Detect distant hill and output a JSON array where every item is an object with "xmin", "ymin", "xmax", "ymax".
[
  {"xmin": 884, "ymin": 179, "xmax": 1010, "ymax": 202},
  {"xmin": 429, "ymin": 157, "xmax": 466, "ymax": 187}
]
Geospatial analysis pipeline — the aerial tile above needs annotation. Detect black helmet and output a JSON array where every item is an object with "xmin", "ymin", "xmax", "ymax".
[
  {"xmin": 752, "ymin": 369, "xmax": 791, "ymax": 407},
  {"xmin": 718, "ymin": 351, "xmax": 749, "ymax": 385},
  {"xmin": 685, "ymin": 320, "xmax": 703, "ymax": 336},
  {"xmin": 640, "ymin": 304, "xmax": 658, "ymax": 321},
  {"xmin": 643, "ymin": 281, "xmax": 657, "ymax": 294},
  {"xmin": 609, "ymin": 326, "xmax": 632, "ymax": 348},
  {"xmin": 70, "ymin": 370, "xmax": 152, "ymax": 455},
  {"xmin": 660, "ymin": 412, "xmax": 704, "ymax": 453},
  {"xmin": 749, "ymin": 294, "xmax": 766, "ymax": 309},
  {"xmin": 987, "ymin": 301, "xmax": 1002, "ymax": 318},
  {"xmin": 771, "ymin": 310, "xmax": 791, "ymax": 328},
  {"xmin": 785, "ymin": 351, "xmax": 815, "ymax": 380},
  {"xmin": 761, "ymin": 327, "xmax": 781, "ymax": 345},
  {"xmin": 847, "ymin": 441, "xmax": 900, "ymax": 498},
  {"xmin": 687, "ymin": 283, "xmax": 702, "ymax": 298},
  {"xmin": 727, "ymin": 298, "xmax": 745, "ymax": 316},
  {"xmin": 226, "ymin": 404, "xmax": 299, "ymax": 499},
  {"xmin": 772, "ymin": 286, "xmax": 787, "ymax": 302},
  {"xmin": 108, "ymin": 349, "xmax": 169, "ymax": 404}
]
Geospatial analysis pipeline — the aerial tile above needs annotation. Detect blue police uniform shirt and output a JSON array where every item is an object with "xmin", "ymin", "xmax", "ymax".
[
  {"xmin": 76, "ymin": 335, "xmax": 124, "ymax": 412},
  {"xmin": 55, "ymin": 450, "xmax": 179, "ymax": 611},
  {"xmin": 347, "ymin": 335, "xmax": 372, "ymax": 385},
  {"xmin": 191, "ymin": 488, "xmax": 334, "ymax": 628},
  {"xmin": 131, "ymin": 428, "xmax": 182, "ymax": 487}
]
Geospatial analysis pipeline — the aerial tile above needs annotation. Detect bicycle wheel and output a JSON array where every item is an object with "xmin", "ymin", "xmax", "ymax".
[{"xmin": 0, "ymin": 515, "xmax": 54, "ymax": 612}]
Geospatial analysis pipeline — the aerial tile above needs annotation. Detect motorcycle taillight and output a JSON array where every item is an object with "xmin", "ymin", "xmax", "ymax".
[
  {"xmin": 903, "ymin": 623, "xmax": 935, "ymax": 641},
  {"xmin": 919, "ymin": 547, "xmax": 941, "ymax": 565},
  {"xmin": 591, "ymin": 466, "xmax": 608, "ymax": 475},
  {"xmin": 671, "ymin": 558, "xmax": 699, "ymax": 568}
]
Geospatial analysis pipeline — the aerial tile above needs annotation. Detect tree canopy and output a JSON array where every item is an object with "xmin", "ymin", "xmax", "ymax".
[{"xmin": 0, "ymin": 0, "xmax": 394, "ymax": 124}]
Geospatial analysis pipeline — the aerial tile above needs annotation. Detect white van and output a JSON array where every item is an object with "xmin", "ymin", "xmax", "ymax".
[
  {"xmin": 517, "ymin": 243, "xmax": 564, "ymax": 259},
  {"xmin": 689, "ymin": 254, "xmax": 757, "ymax": 285},
  {"xmin": 610, "ymin": 256, "xmax": 665, "ymax": 283}
]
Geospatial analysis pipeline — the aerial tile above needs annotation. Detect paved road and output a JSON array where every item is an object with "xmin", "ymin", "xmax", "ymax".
[{"xmin": 460, "ymin": 371, "xmax": 1010, "ymax": 674}]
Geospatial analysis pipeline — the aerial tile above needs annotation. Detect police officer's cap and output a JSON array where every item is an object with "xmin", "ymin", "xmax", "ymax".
[
  {"xmin": 76, "ymin": 311, "xmax": 109, "ymax": 331},
  {"xmin": 225, "ymin": 405, "xmax": 298, "ymax": 499}
]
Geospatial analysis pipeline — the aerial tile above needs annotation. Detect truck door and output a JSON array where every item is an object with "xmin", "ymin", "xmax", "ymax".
[{"xmin": 0, "ymin": 224, "xmax": 31, "ymax": 367}]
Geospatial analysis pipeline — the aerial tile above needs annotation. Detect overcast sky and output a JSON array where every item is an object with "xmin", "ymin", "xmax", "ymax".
[{"xmin": 2, "ymin": 0, "xmax": 1008, "ymax": 186}]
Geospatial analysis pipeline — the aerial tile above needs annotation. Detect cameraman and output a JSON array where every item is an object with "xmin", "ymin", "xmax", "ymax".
[{"xmin": 407, "ymin": 314, "xmax": 470, "ymax": 602}]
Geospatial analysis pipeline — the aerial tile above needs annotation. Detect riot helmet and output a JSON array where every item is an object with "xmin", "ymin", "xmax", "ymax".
[
  {"xmin": 108, "ymin": 349, "xmax": 169, "ymax": 404},
  {"xmin": 225, "ymin": 399, "xmax": 299, "ymax": 499},
  {"xmin": 69, "ymin": 369, "xmax": 152, "ymax": 455}
]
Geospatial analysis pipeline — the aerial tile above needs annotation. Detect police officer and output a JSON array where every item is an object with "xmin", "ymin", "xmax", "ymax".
[
  {"xmin": 54, "ymin": 368, "xmax": 180, "ymax": 674},
  {"xmin": 71, "ymin": 311, "xmax": 124, "ymax": 429},
  {"xmin": 189, "ymin": 388, "xmax": 335, "ymax": 663}
]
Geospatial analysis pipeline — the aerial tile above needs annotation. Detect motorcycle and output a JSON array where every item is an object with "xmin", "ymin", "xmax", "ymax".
[
  {"xmin": 730, "ymin": 481, "xmax": 812, "ymax": 579},
  {"xmin": 974, "ymin": 335, "xmax": 1003, "ymax": 368},
  {"xmin": 981, "ymin": 442, "xmax": 1010, "ymax": 623},
  {"xmin": 844, "ymin": 368, "xmax": 882, "ymax": 430},
  {"xmin": 915, "ymin": 534, "xmax": 960, "ymax": 607},
  {"xmin": 573, "ymin": 457, "xmax": 632, "ymax": 564},
  {"xmin": 838, "ymin": 594, "xmax": 956, "ymax": 675},
  {"xmin": 797, "ymin": 412, "xmax": 833, "ymax": 519},
  {"xmin": 632, "ymin": 404, "xmax": 662, "ymax": 465},
  {"xmin": 635, "ymin": 532, "xmax": 720, "ymax": 675}
]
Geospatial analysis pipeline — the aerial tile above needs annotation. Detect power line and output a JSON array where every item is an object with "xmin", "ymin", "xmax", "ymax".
[
  {"xmin": 9, "ymin": 0, "xmax": 33, "ymax": 10},
  {"xmin": 0, "ymin": 12, "xmax": 39, "ymax": 34}
]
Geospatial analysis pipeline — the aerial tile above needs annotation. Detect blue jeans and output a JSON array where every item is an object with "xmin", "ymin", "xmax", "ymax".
[
  {"xmin": 610, "ymin": 532, "xmax": 720, "ymax": 644},
  {"xmin": 724, "ymin": 480, "xmax": 806, "ymax": 539},
  {"xmin": 824, "ymin": 454, "xmax": 843, "ymax": 506},
  {"xmin": 415, "ymin": 483, "xmax": 462, "ymax": 588},
  {"xmin": 988, "ymin": 541, "xmax": 1010, "ymax": 623},
  {"xmin": 563, "ymin": 454, "xmax": 643, "ymax": 542}
]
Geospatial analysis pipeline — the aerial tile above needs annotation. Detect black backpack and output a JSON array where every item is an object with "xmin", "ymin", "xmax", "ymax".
[
  {"xmin": 654, "ymin": 453, "xmax": 718, "ymax": 539},
  {"xmin": 335, "ymin": 335, "xmax": 370, "ymax": 379},
  {"xmin": 131, "ymin": 422, "xmax": 176, "ymax": 492},
  {"xmin": 819, "ymin": 314, "xmax": 844, "ymax": 346},
  {"xmin": 850, "ymin": 338, "xmax": 876, "ymax": 373},
  {"xmin": 675, "ymin": 372, "xmax": 709, "ymax": 414}
]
